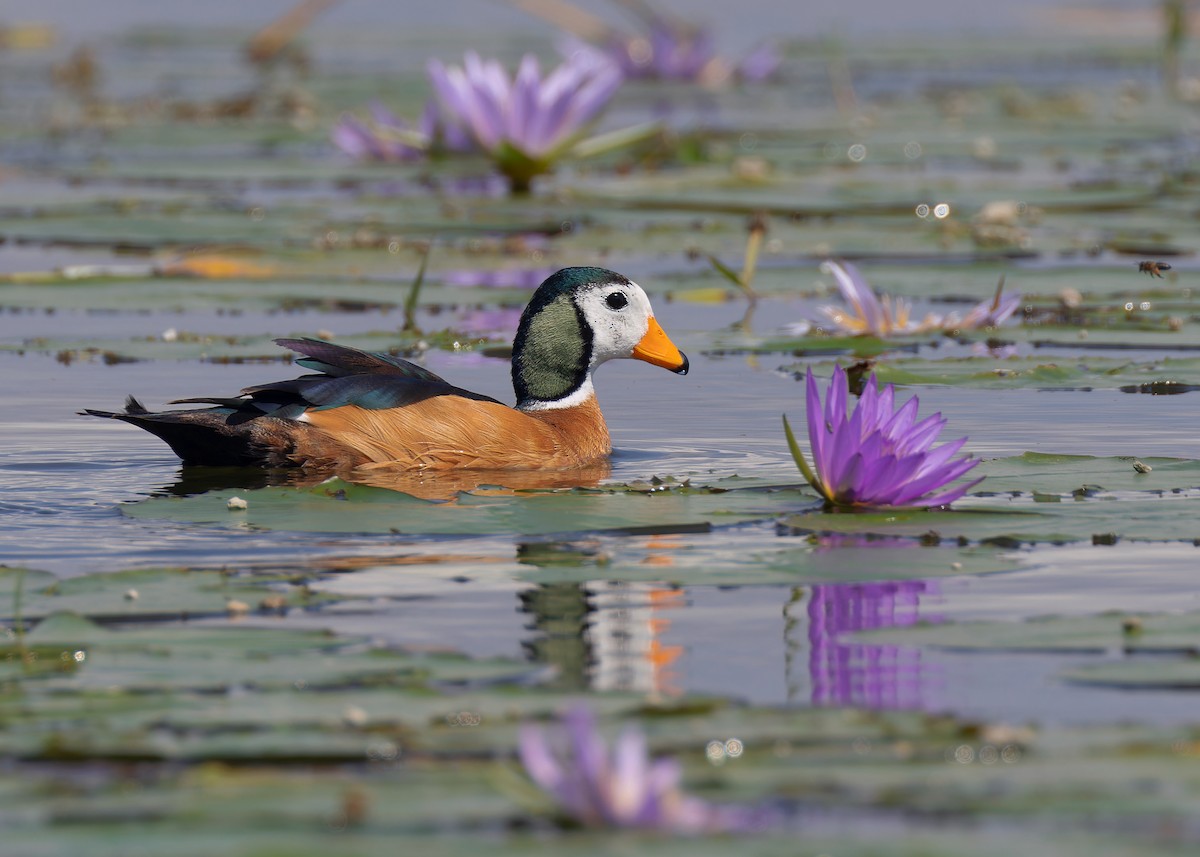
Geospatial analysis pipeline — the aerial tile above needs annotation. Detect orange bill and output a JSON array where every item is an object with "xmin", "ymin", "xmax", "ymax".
[{"xmin": 632, "ymin": 316, "xmax": 689, "ymax": 375}]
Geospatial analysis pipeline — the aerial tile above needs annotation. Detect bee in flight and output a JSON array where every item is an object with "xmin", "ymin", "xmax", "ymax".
[{"xmin": 1138, "ymin": 261, "xmax": 1172, "ymax": 278}]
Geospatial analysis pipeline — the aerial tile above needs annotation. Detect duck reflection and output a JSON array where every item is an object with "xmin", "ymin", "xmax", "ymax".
[
  {"xmin": 160, "ymin": 459, "xmax": 611, "ymax": 502},
  {"xmin": 520, "ymin": 581, "xmax": 592, "ymax": 691},
  {"xmin": 516, "ymin": 536, "xmax": 686, "ymax": 696},
  {"xmin": 586, "ymin": 581, "xmax": 684, "ymax": 696}
]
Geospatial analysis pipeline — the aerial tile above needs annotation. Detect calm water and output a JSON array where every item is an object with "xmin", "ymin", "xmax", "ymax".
[
  {"xmin": 1, "ymin": 0, "xmax": 1195, "ymax": 742},
  {"xmin": 5, "ymin": 296, "xmax": 1199, "ymax": 727}
]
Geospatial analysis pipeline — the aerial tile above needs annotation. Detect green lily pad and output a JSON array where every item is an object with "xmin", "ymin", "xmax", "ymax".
[
  {"xmin": 782, "ymin": 499, "xmax": 1200, "ymax": 545},
  {"xmin": 1063, "ymin": 660, "xmax": 1200, "ymax": 689},
  {"xmin": 780, "ymin": 454, "xmax": 1200, "ymax": 545},
  {"xmin": 0, "ymin": 610, "xmax": 549, "ymax": 762},
  {"xmin": 120, "ymin": 477, "xmax": 816, "ymax": 536},
  {"xmin": 976, "ymin": 452, "xmax": 1200, "ymax": 494},
  {"xmin": 5, "ymin": 327, "xmax": 499, "ymax": 363},
  {"xmin": 853, "ymin": 609, "xmax": 1200, "ymax": 654},
  {"xmin": 510, "ymin": 532, "xmax": 1019, "ymax": 586},
  {"xmin": 793, "ymin": 355, "xmax": 1200, "ymax": 392},
  {"xmin": 14, "ymin": 612, "xmax": 536, "ymax": 693},
  {"xmin": 1, "ymin": 819, "xmax": 1183, "ymax": 857},
  {"xmin": 114, "ymin": 454, "xmax": 1200, "ymax": 547},
  {"xmin": 0, "ymin": 566, "xmax": 309, "ymax": 623}
]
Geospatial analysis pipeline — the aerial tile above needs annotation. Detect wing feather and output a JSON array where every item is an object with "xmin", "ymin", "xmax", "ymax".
[
  {"xmin": 274, "ymin": 338, "xmax": 446, "ymax": 383},
  {"xmin": 168, "ymin": 339, "xmax": 502, "ymax": 422}
]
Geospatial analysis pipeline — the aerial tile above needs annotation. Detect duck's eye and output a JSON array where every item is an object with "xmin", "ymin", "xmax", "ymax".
[{"xmin": 605, "ymin": 292, "xmax": 628, "ymax": 310}]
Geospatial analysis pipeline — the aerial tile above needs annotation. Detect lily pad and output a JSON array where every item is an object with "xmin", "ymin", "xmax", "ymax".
[
  {"xmin": 789, "ymin": 355, "xmax": 1200, "ymax": 392},
  {"xmin": 852, "ymin": 609, "xmax": 1200, "ymax": 654},
  {"xmin": 12, "ymin": 612, "xmax": 535, "ymax": 686},
  {"xmin": 1063, "ymin": 660, "xmax": 1200, "ymax": 689},
  {"xmin": 0, "ymin": 611, "xmax": 546, "ymax": 761},
  {"xmin": 121, "ymin": 477, "xmax": 816, "ymax": 535},
  {"xmin": 780, "ymin": 454, "xmax": 1200, "ymax": 545},
  {"xmin": 510, "ymin": 530, "xmax": 1019, "ymax": 586},
  {"xmin": 0, "ymin": 565, "xmax": 310, "ymax": 623}
]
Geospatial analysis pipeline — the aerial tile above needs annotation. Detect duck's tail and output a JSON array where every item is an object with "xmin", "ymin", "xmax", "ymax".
[{"xmin": 81, "ymin": 396, "xmax": 294, "ymax": 467}]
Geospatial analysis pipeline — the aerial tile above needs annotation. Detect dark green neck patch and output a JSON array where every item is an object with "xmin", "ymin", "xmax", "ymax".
[{"xmin": 512, "ymin": 293, "xmax": 590, "ymax": 406}]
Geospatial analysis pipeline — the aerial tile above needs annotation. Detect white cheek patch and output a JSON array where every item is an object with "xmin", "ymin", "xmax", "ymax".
[
  {"xmin": 527, "ymin": 280, "xmax": 659, "ymax": 411},
  {"xmin": 579, "ymin": 282, "xmax": 654, "ymax": 367}
]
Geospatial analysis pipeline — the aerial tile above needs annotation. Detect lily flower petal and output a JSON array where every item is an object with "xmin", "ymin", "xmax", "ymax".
[
  {"xmin": 518, "ymin": 704, "xmax": 758, "ymax": 834},
  {"xmin": 808, "ymin": 261, "xmax": 1023, "ymax": 338},
  {"xmin": 425, "ymin": 51, "xmax": 627, "ymax": 191},
  {"xmin": 792, "ymin": 368, "xmax": 982, "ymax": 507},
  {"xmin": 823, "ymin": 260, "xmax": 886, "ymax": 334},
  {"xmin": 518, "ymin": 723, "xmax": 563, "ymax": 792}
]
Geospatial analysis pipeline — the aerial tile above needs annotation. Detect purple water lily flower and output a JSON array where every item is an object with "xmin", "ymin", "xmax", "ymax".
[
  {"xmin": 331, "ymin": 100, "xmax": 471, "ymax": 162},
  {"xmin": 955, "ymin": 284, "xmax": 1023, "ymax": 329},
  {"xmin": 427, "ymin": 51, "xmax": 624, "ymax": 193},
  {"xmin": 783, "ymin": 365, "xmax": 984, "ymax": 508},
  {"xmin": 736, "ymin": 41, "xmax": 781, "ymax": 83},
  {"xmin": 817, "ymin": 260, "xmax": 1021, "ymax": 337},
  {"xmin": 561, "ymin": 18, "xmax": 777, "ymax": 84},
  {"xmin": 612, "ymin": 22, "xmax": 716, "ymax": 80},
  {"xmin": 519, "ymin": 705, "xmax": 757, "ymax": 833},
  {"xmin": 332, "ymin": 108, "xmax": 419, "ymax": 162},
  {"xmin": 818, "ymin": 260, "xmax": 932, "ymax": 336}
]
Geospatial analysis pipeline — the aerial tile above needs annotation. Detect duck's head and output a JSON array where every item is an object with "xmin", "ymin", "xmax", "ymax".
[{"xmin": 513, "ymin": 267, "xmax": 689, "ymax": 410}]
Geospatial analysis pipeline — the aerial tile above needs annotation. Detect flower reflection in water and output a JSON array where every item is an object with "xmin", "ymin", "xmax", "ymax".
[
  {"xmin": 788, "ymin": 537, "xmax": 942, "ymax": 709},
  {"xmin": 806, "ymin": 579, "xmax": 939, "ymax": 709}
]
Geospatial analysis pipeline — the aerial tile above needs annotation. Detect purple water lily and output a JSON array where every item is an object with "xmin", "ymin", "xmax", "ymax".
[
  {"xmin": 427, "ymin": 51, "xmax": 624, "ymax": 192},
  {"xmin": 816, "ymin": 260, "xmax": 930, "ymax": 336},
  {"xmin": 814, "ymin": 260, "xmax": 1021, "ymax": 337},
  {"xmin": 736, "ymin": 41, "xmax": 782, "ymax": 84},
  {"xmin": 559, "ymin": 10, "xmax": 779, "ymax": 85},
  {"xmin": 519, "ymin": 705, "xmax": 758, "ymax": 833},
  {"xmin": 955, "ymin": 282, "xmax": 1023, "ymax": 329},
  {"xmin": 331, "ymin": 100, "xmax": 471, "ymax": 162},
  {"xmin": 784, "ymin": 365, "xmax": 984, "ymax": 508},
  {"xmin": 597, "ymin": 22, "xmax": 716, "ymax": 81}
]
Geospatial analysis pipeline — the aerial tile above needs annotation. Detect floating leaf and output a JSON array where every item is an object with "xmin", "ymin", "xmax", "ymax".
[
  {"xmin": 1063, "ymin": 660, "xmax": 1200, "ymax": 689},
  {"xmin": 121, "ymin": 478, "xmax": 816, "ymax": 536},
  {"xmin": 0, "ymin": 566, "xmax": 310, "ymax": 623},
  {"xmin": 780, "ymin": 454, "xmax": 1200, "ymax": 545},
  {"xmin": 853, "ymin": 609, "xmax": 1200, "ymax": 654}
]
